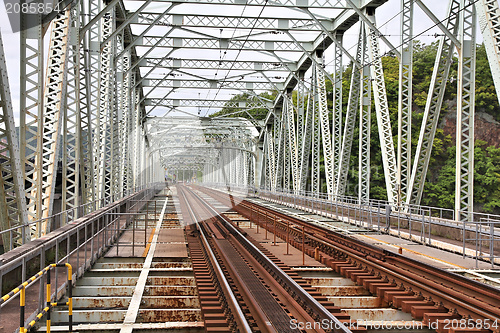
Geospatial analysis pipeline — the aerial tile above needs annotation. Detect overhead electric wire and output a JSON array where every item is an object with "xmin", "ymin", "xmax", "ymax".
[
  {"xmin": 203, "ymin": 0, "xmax": 270, "ymax": 117},
  {"xmin": 306, "ymin": 0, "xmax": 479, "ymax": 102},
  {"xmin": 203, "ymin": 0, "xmax": 479, "ymax": 117}
]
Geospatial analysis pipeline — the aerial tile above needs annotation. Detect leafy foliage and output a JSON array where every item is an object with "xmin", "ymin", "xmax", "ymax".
[
  {"xmin": 213, "ymin": 42, "xmax": 500, "ymax": 213},
  {"xmin": 209, "ymin": 91, "xmax": 277, "ymax": 121}
]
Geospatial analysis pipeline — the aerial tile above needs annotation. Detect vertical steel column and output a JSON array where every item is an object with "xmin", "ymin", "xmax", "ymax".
[
  {"xmin": 274, "ymin": 111, "xmax": 284, "ymax": 191},
  {"xmin": 98, "ymin": 10, "xmax": 116, "ymax": 202},
  {"xmin": 299, "ymin": 88, "xmax": 312, "ymax": 192},
  {"xmin": 80, "ymin": 0, "xmax": 96, "ymax": 213},
  {"xmin": 113, "ymin": 34, "xmax": 126, "ymax": 196},
  {"xmin": 296, "ymin": 73, "xmax": 311, "ymax": 191},
  {"xmin": 262, "ymin": 128, "xmax": 269, "ymax": 189},
  {"xmin": 62, "ymin": 4, "xmax": 82, "ymax": 222},
  {"xmin": 335, "ymin": 29, "xmax": 363, "ymax": 197},
  {"xmin": 315, "ymin": 53, "xmax": 334, "ymax": 198},
  {"xmin": 397, "ymin": 0, "xmax": 413, "ymax": 206},
  {"xmin": 359, "ymin": 25, "xmax": 371, "ymax": 203},
  {"xmin": 124, "ymin": 55, "xmax": 133, "ymax": 191},
  {"xmin": 332, "ymin": 33, "xmax": 343, "ymax": 188},
  {"xmin": 365, "ymin": 11, "xmax": 398, "ymax": 205},
  {"xmin": 296, "ymin": 73, "xmax": 305, "ymax": 163},
  {"xmin": 283, "ymin": 109, "xmax": 290, "ymax": 191},
  {"xmin": 133, "ymin": 88, "xmax": 142, "ymax": 188},
  {"xmin": 285, "ymin": 94, "xmax": 299, "ymax": 193},
  {"xmin": 455, "ymin": 0, "xmax": 476, "ymax": 222},
  {"xmin": 476, "ymin": 0, "xmax": 500, "ymax": 105},
  {"xmin": 311, "ymin": 72, "xmax": 321, "ymax": 196},
  {"xmin": 20, "ymin": 7, "xmax": 43, "ymax": 231},
  {"xmin": 125, "ymin": 73, "xmax": 135, "ymax": 191},
  {"xmin": 87, "ymin": 0, "xmax": 104, "ymax": 207},
  {"xmin": 41, "ymin": 10, "xmax": 71, "ymax": 232},
  {"xmin": 266, "ymin": 125, "xmax": 275, "ymax": 190},
  {"xmin": 406, "ymin": 0, "xmax": 459, "ymax": 206},
  {"xmin": 0, "ymin": 33, "xmax": 29, "ymax": 248},
  {"xmin": 114, "ymin": 33, "xmax": 131, "ymax": 195}
]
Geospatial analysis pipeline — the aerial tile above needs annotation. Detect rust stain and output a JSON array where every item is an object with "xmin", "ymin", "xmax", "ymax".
[
  {"xmin": 138, "ymin": 310, "xmax": 202, "ymax": 322},
  {"xmin": 146, "ymin": 277, "xmax": 196, "ymax": 286},
  {"xmin": 141, "ymin": 296, "xmax": 199, "ymax": 308},
  {"xmin": 144, "ymin": 286, "xmax": 197, "ymax": 296}
]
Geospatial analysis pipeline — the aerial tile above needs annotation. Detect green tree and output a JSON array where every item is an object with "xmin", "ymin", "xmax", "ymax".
[
  {"xmin": 214, "ymin": 41, "xmax": 500, "ymax": 213},
  {"xmin": 210, "ymin": 92, "xmax": 277, "ymax": 120}
]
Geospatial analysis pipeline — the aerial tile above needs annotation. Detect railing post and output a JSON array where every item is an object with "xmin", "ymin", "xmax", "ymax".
[
  {"xmin": 302, "ymin": 226, "xmax": 305, "ymax": 266},
  {"xmin": 428, "ymin": 209, "xmax": 432, "ymax": 245},
  {"xmin": 47, "ymin": 268, "xmax": 51, "ymax": 333},
  {"xmin": 20, "ymin": 285, "xmax": 26, "ymax": 333},
  {"xmin": 273, "ymin": 216, "xmax": 277, "ymax": 246},
  {"xmin": 421, "ymin": 209, "xmax": 425, "ymax": 244},
  {"xmin": 377, "ymin": 202, "xmax": 381, "ymax": 231},
  {"xmin": 145, "ymin": 201, "xmax": 149, "ymax": 248},
  {"xmin": 66, "ymin": 263, "xmax": 73, "ymax": 332}
]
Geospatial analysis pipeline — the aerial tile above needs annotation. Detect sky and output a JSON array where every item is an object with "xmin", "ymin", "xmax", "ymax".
[{"xmin": 0, "ymin": 0, "xmax": 480, "ymax": 123}]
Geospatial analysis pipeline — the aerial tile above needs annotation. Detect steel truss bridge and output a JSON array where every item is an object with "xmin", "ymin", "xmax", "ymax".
[{"xmin": 0, "ymin": 0, "xmax": 500, "ymax": 248}]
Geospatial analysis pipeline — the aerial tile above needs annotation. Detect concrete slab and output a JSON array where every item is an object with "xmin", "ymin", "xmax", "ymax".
[
  {"xmin": 304, "ymin": 277, "xmax": 356, "ymax": 287},
  {"xmin": 38, "ymin": 322, "xmax": 205, "ymax": 332},
  {"xmin": 315, "ymin": 286, "xmax": 371, "ymax": 296},
  {"xmin": 328, "ymin": 296, "xmax": 381, "ymax": 308},
  {"xmin": 292, "ymin": 267, "xmax": 336, "ymax": 277},
  {"xmin": 158, "ymin": 229, "xmax": 187, "ymax": 243},
  {"xmin": 240, "ymin": 224, "xmax": 325, "ymax": 267},
  {"xmin": 342, "ymin": 309, "xmax": 413, "ymax": 322},
  {"xmin": 351, "ymin": 234, "xmax": 495, "ymax": 270},
  {"xmin": 154, "ymin": 243, "xmax": 188, "ymax": 257},
  {"xmin": 51, "ymin": 309, "xmax": 127, "ymax": 323},
  {"xmin": 93, "ymin": 261, "xmax": 191, "ymax": 269},
  {"xmin": 76, "ymin": 276, "xmax": 139, "ymax": 286}
]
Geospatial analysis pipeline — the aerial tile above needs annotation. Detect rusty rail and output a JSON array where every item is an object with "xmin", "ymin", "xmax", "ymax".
[
  {"xmin": 182, "ymin": 185, "xmax": 352, "ymax": 333},
  {"xmin": 178, "ymin": 186, "xmax": 252, "ymax": 332},
  {"xmin": 199, "ymin": 185, "xmax": 500, "ymax": 332}
]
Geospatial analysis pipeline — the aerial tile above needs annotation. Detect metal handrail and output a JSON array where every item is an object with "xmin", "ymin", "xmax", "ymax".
[
  {"xmin": 0, "ymin": 183, "xmax": 165, "ymax": 332},
  {"xmin": 207, "ymin": 182, "xmax": 500, "ymax": 223},
  {"xmin": 204, "ymin": 182, "xmax": 500, "ymax": 266},
  {"xmin": 0, "ymin": 184, "xmax": 158, "ymax": 252},
  {"xmin": 1, "ymin": 263, "xmax": 73, "ymax": 333}
]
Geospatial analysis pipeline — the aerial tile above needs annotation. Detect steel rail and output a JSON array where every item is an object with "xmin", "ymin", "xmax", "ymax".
[
  {"xmin": 251, "ymin": 198, "xmax": 500, "ymax": 304},
  {"xmin": 184, "ymin": 185, "xmax": 352, "ymax": 333},
  {"xmin": 182, "ymin": 186, "xmax": 318, "ymax": 332},
  {"xmin": 199, "ymin": 186, "xmax": 500, "ymax": 325},
  {"xmin": 305, "ymin": 229, "xmax": 500, "ymax": 322},
  {"xmin": 245, "ymin": 201, "xmax": 500, "ymax": 307},
  {"xmin": 178, "ymin": 187, "xmax": 252, "ymax": 332}
]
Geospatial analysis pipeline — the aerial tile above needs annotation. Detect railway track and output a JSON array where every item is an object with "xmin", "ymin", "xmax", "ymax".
[
  {"xmin": 177, "ymin": 185, "xmax": 353, "ymax": 333},
  {"xmin": 194, "ymin": 185, "xmax": 500, "ymax": 333},
  {"xmin": 8, "ymin": 184, "xmax": 497, "ymax": 333}
]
